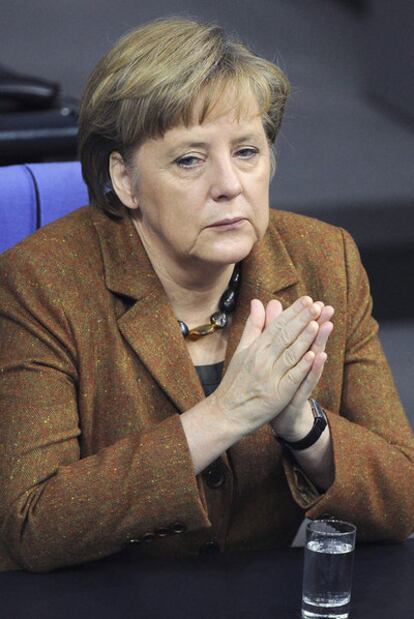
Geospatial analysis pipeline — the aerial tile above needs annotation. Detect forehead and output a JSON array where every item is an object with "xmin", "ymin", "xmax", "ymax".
[{"xmin": 152, "ymin": 94, "xmax": 265, "ymax": 152}]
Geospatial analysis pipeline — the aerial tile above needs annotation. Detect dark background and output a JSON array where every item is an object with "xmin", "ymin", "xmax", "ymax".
[{"xmin": 1, "ymin": 0, "xmax": 413, "ymax": 424}]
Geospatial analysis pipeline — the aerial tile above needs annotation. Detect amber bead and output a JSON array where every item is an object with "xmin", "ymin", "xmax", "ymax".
[{"xmin": 188, "ymin": 323, "xmax": 218, "ymax": 340}]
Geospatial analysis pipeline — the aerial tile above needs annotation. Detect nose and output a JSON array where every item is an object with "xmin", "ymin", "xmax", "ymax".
[{"xmin": 209, "ymin": 155, "xmax": 243, "ymax": 202}]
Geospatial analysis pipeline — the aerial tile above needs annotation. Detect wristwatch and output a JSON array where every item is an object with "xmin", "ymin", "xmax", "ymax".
[{"xmin": 276, "ymin": 399, "xmax": 327, "ymax": 451}]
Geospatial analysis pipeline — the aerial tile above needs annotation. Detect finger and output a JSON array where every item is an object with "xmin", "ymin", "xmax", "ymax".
[
  {"xmin": 279, "ymin": 350, "xmax": 315, "ymax": 401},
  {"xmin": 276, "ymin": 320, "xmax": 319, "ymax": 372},
  {"xmin": 267, "ymin": 299, "xmax": 322, "ymax": 356},
  {"xmin": 236, "ymin": 299, "xmax": 266, "ymax": 352},
  {"xmin": 311, "ymin": 321, "xmax": 333, "ymax": 355},
  {"xmin": 249, "ymin": 299, "xmax": 266, "ymax": 330},
  {"xmin": 317, "ymin": 305, "xmax": 334, "ymax": 326},
  {"xmin": 288, "ymin": 352, "xmax": 327, "ymax": 409},
  {"xmin": 265, "ymin": 299, "xmax": 283, "ymax": 329},
  {"xmin": 266, "ymin": 296, "xmax": 314, "ymax": 336}
]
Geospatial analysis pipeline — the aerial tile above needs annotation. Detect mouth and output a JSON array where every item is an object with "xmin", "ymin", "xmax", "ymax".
[{"xmin": 207, "ymin": 217, "xmax": 247, "ymax": 229}]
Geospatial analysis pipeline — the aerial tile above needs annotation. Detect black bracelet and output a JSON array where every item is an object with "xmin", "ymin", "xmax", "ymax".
[{"xmin": 276, "ymin": 399, "xmax": 327, "ymax": 451}]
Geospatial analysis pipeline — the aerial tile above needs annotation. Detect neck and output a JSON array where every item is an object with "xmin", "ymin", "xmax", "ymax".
[
  {"xmin": 130, "ymin": 216, "xmax": 236, "ymax": 327},
  {"xmin": 158, "ymin": 266, "xmax": 235, "ymax": 328}
]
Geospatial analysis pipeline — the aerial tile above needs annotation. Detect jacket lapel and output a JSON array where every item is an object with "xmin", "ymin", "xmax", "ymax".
[{"xmin": 92, "ymin": 208, "xmax": 204, "ymax": 413}]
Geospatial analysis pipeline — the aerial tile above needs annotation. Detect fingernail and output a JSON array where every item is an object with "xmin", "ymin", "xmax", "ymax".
[
  {"xmin": 309, "ymin": 304, "xmax": 319, "ymax": 317},
  {"xmin": 301, "ymin": 296, "xmax": 313, "ymax": 307}
]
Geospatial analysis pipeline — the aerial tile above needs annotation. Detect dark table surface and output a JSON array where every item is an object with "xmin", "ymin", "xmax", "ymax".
[{"xmin": 1, "ymin": 539, "xmax": 413, "ymax": 618}]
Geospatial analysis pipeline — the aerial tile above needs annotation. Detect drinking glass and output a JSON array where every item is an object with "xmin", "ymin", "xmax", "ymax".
[{"xmin": 301, "ymin": 519, "xmax": 357, "ymax": 619}]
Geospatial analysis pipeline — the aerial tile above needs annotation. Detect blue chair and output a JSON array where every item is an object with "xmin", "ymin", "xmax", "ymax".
[{"xmin": 0, "ymin": 162, "xmax": 88, "ymax": 254}]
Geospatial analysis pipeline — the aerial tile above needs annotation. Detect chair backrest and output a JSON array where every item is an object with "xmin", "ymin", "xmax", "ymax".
[{"xmin": 0, "ymin": 161, "xmax": 88, "ymax": 254}]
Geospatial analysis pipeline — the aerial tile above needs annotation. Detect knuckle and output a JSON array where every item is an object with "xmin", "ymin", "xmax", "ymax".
[
  {"xmin": 284, "ymin": 348, "xmax": 297, "ymax": 367},
  {"xmin": 273, "ymin": 323, "xmax": 291, "ymax": 346},
  {"xmin": 287, "ymin": 370, "xmax": 301, "ymax": 386}
]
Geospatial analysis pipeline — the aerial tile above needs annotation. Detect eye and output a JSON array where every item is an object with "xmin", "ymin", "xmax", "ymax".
[
  {"xmin": 175, "ymin": 155, "xmax": 203, "ymax": 169},
  {"xmin": 236, "ymin": 147, "xmax": 259, "ymax": 160}
]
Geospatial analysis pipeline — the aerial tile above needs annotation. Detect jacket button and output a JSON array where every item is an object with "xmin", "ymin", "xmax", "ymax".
[
  {"xmin": 202, "ymin": 459, "xmax": 225, "ymax": 489},
  {"xmin": 141, "ymin": 532, "xmax": 156, "ymax": 543},
  {"xmin": 199, "ymin": 540, "xmax": 220, "ymax": 555},
  {"xmin": 170, "ymin": 522, "xmax": 187, "ymax": 534},
  {"xmin": 154, "ymin": 526, "xmax": 171, "ymax": 538}
]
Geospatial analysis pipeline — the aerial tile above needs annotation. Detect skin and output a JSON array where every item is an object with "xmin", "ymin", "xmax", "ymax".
[
  {"xmin": 109, "ymin": 94, "xmax": 335, "ymax": 490},
  {"xmin": 110, "ymin": 98, "xmax": 271, "ymax": 282}
]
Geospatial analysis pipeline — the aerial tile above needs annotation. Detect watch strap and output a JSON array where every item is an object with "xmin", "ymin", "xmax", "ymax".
[{"xmin": 277, "ymin": 399, "xmax": 327, "ymax": 451}]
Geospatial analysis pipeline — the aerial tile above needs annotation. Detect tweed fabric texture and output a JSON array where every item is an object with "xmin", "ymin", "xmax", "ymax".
[{"xmin": 0, "ymin": 206, "xmax": 413, "ymax": 573}]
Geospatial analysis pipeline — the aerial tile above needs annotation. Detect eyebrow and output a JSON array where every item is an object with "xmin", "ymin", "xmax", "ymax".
[{"xmin": 167, "ymin": 133, "xmax": 265, "ymax": 157}]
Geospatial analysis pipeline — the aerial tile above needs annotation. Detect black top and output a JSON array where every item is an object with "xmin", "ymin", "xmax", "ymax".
[{"xmin": 195, "ymin": 361, "xmax": 224, "ymax": 396}]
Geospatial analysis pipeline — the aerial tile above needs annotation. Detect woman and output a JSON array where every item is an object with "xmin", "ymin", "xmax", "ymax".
[{"xmin": 0, "ymin": 18, "xmax": 413, "ymax": 573}]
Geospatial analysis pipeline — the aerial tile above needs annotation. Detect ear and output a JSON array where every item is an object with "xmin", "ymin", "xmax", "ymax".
[{"xmin": 109, "ymin": 151, "xmax": 139, "ymax": 210}]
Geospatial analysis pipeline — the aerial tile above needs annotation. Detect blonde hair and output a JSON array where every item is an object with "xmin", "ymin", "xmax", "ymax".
[{"xmin": 78, "ymin": 17, "xmax": 290, "ymax": 216}]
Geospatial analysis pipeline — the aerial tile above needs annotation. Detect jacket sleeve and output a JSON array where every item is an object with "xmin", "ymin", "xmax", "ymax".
[
  {"xmin": 283, "ymin": 228, "xmax": 414, "ymax": 541},
  {"xmin": 0, "ymin": 257, "xmax": 210, "ymax": 573}
]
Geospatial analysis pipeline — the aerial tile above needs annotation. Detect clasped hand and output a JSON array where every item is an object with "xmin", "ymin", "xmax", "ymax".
[{"xmin": 212, "ymin": 296, "xmax": 334, "ymax": 439}]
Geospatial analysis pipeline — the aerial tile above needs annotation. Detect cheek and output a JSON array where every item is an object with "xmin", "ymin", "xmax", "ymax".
[
  {"xmin": 137, "ymin": 182, "xmax": 175, "ymax": 224},
  {"xmin": 161, "ymin": 184, "xmax": 203, "ymax": 226},
  {"xmin": 248, "ymin": 172, "xmax": 270, "ymax": 236},
  {"xmin": 153, "ymin": 192, "xmax": 199, "ymax": 245}
]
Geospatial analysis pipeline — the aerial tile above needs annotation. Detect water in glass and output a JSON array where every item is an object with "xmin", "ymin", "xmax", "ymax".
[{"xmin": 302, "ymin": 538, "xmax": 354, "ymax": 619}]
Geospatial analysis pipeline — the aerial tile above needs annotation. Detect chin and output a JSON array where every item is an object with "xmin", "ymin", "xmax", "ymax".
[
  {"xmin": 194, "ymin": 221, "xmax": 266, "ymax": 266},
  {"xmin": 202, "ymin": 239, "xmax": 256, "ymax": 266}
]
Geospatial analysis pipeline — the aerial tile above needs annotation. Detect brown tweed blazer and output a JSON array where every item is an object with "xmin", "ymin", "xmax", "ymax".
[{"xmin": 0, "ymin": 206, "xmax": 413, "ymax": 572}]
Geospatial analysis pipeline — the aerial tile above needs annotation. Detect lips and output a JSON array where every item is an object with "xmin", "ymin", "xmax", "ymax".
[{"xmin": 207, "ymin": 217, "xmax": 246, "ymax": 227}]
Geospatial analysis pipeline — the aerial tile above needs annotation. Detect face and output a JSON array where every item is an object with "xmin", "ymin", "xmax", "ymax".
[{"xmin": 111, "ymin": 96, "xmax": 271, "ymax": 272}]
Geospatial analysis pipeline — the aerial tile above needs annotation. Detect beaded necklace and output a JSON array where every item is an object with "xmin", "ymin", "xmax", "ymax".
[{"xmin": 177, "ymin": 263, "xmax": 241, "ymax": 341}]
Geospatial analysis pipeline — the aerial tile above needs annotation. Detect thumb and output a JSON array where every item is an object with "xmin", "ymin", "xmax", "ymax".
[{"xmin": 237, "ymin": 299, "xmax": 265, "ymax": 352}]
